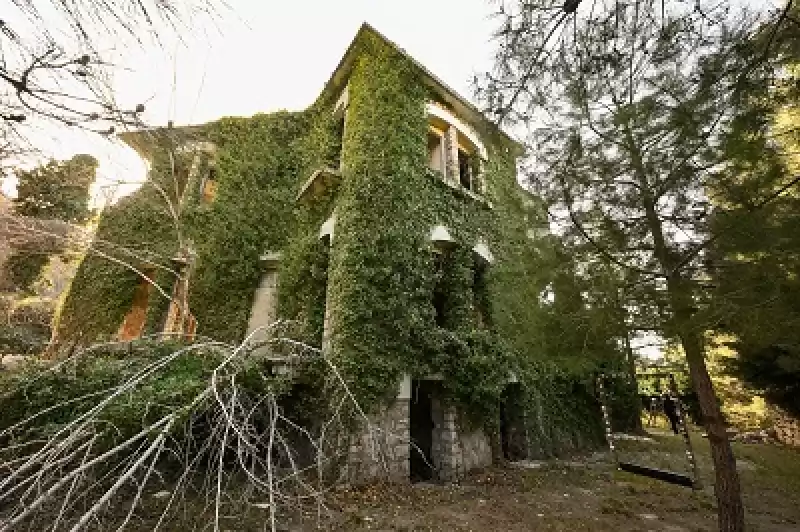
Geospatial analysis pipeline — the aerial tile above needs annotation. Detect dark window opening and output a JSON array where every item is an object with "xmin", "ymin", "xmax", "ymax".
[
  {"xmin": 313, "ymin": 237, "xmax": 331, "ymax": 348},
  {"xmin": 458, "ymin": 149, "xmax": 472, "ymax": 190},
  {"xmin": 331, "ymin": 116, "xmax": 345, "ymax": 169},
  {"xmin": 201, "ymin": 166, "xmax": 217, "ymax": 203},
  {"xmin": 473, "ymin": 260, "xmax": 491, "ymax": 328},
  {"xmin": 428, "ymin": 132, "xmax": 445, "ymax": 175}
]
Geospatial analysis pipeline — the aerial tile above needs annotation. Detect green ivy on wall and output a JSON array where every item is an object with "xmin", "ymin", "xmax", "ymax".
[
  {"xmin": 55, "ymin": 29, "xmax": 634, "ymax": 447},
  {"xmin": 55, "ymin": 148, "xmax": 186, "ymax": 343}
]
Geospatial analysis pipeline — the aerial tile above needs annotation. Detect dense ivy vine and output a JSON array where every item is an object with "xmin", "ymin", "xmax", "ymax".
[
  {"xmin": 56, "ymin": 148, "xmax": 185, "ymax": 343},
  {"xmin": 55, "ymin": 28, "xmax": 634, "ymax": 452}
]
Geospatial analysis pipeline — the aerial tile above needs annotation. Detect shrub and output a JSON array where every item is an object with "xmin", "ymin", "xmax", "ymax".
[{"xmin": 0, "ymin": 340, "xmax": 240, "ymax": 448}]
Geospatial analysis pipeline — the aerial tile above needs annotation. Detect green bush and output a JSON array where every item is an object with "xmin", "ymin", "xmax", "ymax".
[{"xmin": 0, "ymin": 340, "xmax": 271, "ymax": 449}]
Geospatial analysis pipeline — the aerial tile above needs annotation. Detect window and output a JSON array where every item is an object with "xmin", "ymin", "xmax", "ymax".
[
  {"xmin": 117, "ymin": 270, "xmax": 154, "ymax": 341},
  {"xmin": 472, "ymin": 260, "xmax": 491, "ymax": 327},
  {"xmin": 425, "ymin": 102, "xmax": 487, "ymax": 197},
  {"xmin": 427, "ymin": 131, "xmax": 445, "ymax": 174},
  {"xmin": 458, "ymin": 149, "xmax": 472, "ymax": 190},
  {"xmin": 201, "ymin": 166, "xmax": 217, "ymax": 203},
  {"xmin": 332, "ymin": 116, "xmax": 345, "ymax": 169}
]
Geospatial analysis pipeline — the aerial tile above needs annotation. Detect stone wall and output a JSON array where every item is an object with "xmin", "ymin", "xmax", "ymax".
[
  {"xmin": 345, "ymin": 399, "xmax": 410, "ymax": 483},
  {"xmin": 344, "ymin": 392, "xmax": 493, "ymax": 485},
  {"xmin": 430, "ymin": 397, "xmax": 492, "ymax": 482}
]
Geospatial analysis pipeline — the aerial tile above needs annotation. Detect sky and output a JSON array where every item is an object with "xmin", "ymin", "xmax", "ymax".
[
  {"xmin": 0, "ymin": 0, "xmax": 668, "ymax": 359},
  {"xmin": 1, "ymin": 0, "xmax": 499, "ymax": 204}
]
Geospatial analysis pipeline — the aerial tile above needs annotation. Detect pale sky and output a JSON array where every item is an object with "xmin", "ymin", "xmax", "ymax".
[
  {"xmin": 2, "ymin": 0, "xmax": 499, "ymax": 203},
  {"xmin": 1, "ymin": 0, "xmax": 669, "ymax": 359}
]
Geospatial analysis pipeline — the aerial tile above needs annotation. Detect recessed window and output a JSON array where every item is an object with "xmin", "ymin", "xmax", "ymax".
[
  {"xmin": 458, "ymin": 149, "xmax": 472, "ymax": 190},
  {"xmin": 473, "ymin": 260, "xmax": 490, "ymax": 328},
  {"xmin": 425, "ymin": 102, "xmax": 487, "ymax": 197},
  {"xmin": 117, "ymin": 270, "xmax": 154, "ymax": 341},
  {"xmin": 201, "ymin": 166, "xmax": 217, "ymax": 203},
  {"xmin": 332, "ymin": 116, "xmax": 345, "ymax": 169},
  {"xmin": 427, "ymin": 131, "xmax": 445, "ymax": 175}
]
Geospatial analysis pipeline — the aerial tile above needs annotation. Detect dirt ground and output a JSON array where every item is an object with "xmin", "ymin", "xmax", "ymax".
[
  {"xmin": 319, "ymin": 429, "xmax": 800, "ymax": 532},
  {"xmin": 11, "ymin": 428, "xmax": 798, "ymax": 531}
]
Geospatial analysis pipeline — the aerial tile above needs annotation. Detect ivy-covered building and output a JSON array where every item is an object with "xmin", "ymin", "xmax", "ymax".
[{"xmin": 57, "ymin": 24, "xmax": 612, "ymax": 482}]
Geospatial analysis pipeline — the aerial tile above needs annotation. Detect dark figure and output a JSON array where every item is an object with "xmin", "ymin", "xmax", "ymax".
[
  {"xmin": 646, "ymin": 395, "xmax": 660, "ymax": 427},
  {"xmin": 662, "ymin": 393, "xmax": 680, "ymax": 435}
]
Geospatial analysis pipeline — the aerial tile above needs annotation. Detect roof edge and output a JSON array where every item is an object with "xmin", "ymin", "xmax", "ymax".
[
  {"xmin": 322, "ymin": 22, "xmax": 522, "ymax": 152},
  {"xmin": 118, "ymin": 125, "xmax": 206, "ymax": 159}
]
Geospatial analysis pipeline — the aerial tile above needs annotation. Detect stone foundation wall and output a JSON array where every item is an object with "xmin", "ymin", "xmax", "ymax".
[
  {"xmin": 344, "ymin": 394, "xmax": 493, "ymax": 484},
  {"xmin": 435, "ymin": 401, "xmax": 492, "ymax": 482},
  {"xmin": 345, "ymin": 399, "xmax": 410, "ymax": 483}
]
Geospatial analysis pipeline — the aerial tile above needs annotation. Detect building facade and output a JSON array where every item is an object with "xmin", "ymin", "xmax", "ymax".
[{"xmin": 57, "ymin": 24, "xmax": 609, "ymax": 482}]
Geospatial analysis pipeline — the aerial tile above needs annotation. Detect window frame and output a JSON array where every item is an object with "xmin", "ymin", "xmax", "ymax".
[{"xmin": 425, "ymin": 102, "xmax": 488, "ymax": 199}]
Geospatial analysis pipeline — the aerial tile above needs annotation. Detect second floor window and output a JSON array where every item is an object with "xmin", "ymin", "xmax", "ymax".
[
  {"xmin": 425, "ymin": 103, "xmax": 486, "ymax": 196},
  {"xmin": 458, "ymin": 149, "xmax": 473, "ymax": 191},
  {"xmin": 428, "ymin": 131, "xmax": 445, "ymax": 175}
]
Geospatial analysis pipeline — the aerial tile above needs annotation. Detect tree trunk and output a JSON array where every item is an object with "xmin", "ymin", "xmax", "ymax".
[
  {"xmin": 668, "ymin": 277, "xmax": 744, "ymax": 531},
  {"xmin": 623, "ymin": 330, "xmax": 645, "ymax": 433},
  {"xmin": 628, "ymin": 129, "xmax": 745, "ymax": 532},
  {"xmin": 641, "ymin": 194, "xmax": 745, "ymax": 532}
]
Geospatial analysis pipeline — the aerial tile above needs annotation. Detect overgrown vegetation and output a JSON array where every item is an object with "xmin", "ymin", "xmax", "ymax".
[
  {"xmin": 480, "ymin": 1, "xmax": 799, "ymax": 530},
  {"xmin": 0, "ymin": 340, "xmax": 223, "ymax": 443},
  {"xmin": 0, "ymin": 328, "xmax": 374, "ymax": 531},
  {"xmin": 54, "ymin": 27, "xmax": 635, "ymax": 448}
]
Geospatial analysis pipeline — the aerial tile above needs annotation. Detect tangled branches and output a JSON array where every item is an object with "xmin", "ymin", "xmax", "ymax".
[{"xmin": 0, "ymin": 321, "xmax": 395, "ymax": 531}]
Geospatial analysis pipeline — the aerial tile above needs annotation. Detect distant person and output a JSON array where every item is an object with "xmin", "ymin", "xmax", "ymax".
[
  {"xmin": 647, "ymin": 395, "xmax": 660, "ymax": 427},
  {"xmin": 662, "ymin": 392, "xmax": 680, "ymax": 435}
]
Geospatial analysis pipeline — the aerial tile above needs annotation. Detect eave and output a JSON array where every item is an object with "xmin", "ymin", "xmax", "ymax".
[{"xmin": 323, "ymin": 22, "xmax": 523, "ymax": 155}]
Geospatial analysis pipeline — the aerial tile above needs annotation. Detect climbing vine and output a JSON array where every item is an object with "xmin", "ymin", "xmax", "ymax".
[
  {"xmin": 56, "ymin": 148, "xmax": 186, "ymax": 343},
  {"xmin": 55, "ymin": 29, "xmax": 633, "ymax": 447}
]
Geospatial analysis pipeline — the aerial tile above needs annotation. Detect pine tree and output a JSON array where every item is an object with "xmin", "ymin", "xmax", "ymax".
[{"xmin": 481, "ymin": 1, "xmax": 797, "ymax": 530}]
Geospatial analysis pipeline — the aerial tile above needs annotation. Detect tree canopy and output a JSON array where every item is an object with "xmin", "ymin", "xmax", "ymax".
[
  {"xmin": 13, "ymin": 154, "xmax": 97, "ymax": 223},
  {"xmin": 480, "ymin": 1, "xmax": 799, "ymax": 530},
  {"xmin": 3, "ymin": 154, "xmax": 97, "ymax": 292}
]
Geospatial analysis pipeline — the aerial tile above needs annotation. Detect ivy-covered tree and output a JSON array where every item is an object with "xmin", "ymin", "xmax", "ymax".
[
  {"xmin": 481, "ymin": 1, "xmax": 796, "ymax": 530},
  {"xmin": 4, "ymin": 154, "xmax": 97, "ymax": 291}
]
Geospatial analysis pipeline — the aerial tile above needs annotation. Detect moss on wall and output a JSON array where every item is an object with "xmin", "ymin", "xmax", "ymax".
[
  {"xmin": 319, "ymin": 33, "xmax": 563, "ymax": 429},
  {"xmin": 186, "ymin": 112, "xmax": 309, "ymax": 342},
  {"xmin": 57, "ymin": 107, "xmax": 339, "ymax": 344}
]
